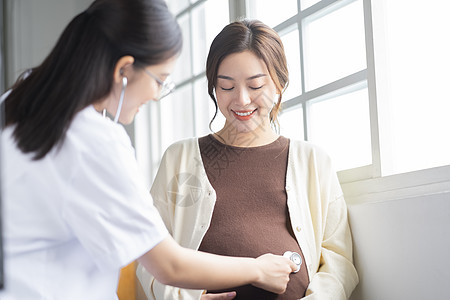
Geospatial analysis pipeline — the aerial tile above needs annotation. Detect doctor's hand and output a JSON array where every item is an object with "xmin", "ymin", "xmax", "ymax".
[
  {"xmin": 201, "ymin": 291, "xmax": 236, "ymax": 299},
  {"xmin": 252, "ymin": 253, "xmax": 297, "ymax": 294}
]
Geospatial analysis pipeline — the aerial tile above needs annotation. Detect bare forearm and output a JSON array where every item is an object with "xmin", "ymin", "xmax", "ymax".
[
  {"xmin": 171, "ymin": 248, "xmax": 260, "ymax": 290},
  {"xmin": 137, "ymin": 236, "xmax": 293, "ymax": 294},
  {"xmin": 138, "ymin": 237, "xmax": 258, "ymax": 289}
]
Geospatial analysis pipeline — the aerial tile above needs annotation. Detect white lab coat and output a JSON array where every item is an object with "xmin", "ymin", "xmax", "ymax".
[{"xmin": 0, "ymin": 105, "xmax": 168, "ymax": 299}]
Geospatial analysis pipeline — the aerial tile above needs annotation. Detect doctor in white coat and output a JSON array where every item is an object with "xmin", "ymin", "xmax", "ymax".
[{"xmin": 0, "ymin": 1, "xmax": 296, "ymax": 299}]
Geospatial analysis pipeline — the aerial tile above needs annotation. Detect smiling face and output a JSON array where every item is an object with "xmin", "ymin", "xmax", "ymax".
[{"xmin": 215, "ymin": 51, "xmax": 278, "ymax": 142}]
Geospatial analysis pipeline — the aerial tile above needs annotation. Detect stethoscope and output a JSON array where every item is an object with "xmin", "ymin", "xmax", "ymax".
[
  {"xmin": 283, "ymin": 251, "xmax": 302, "ymax": 273},
  {"xmin": 103, "ymin": 76, "xmax": 127, "ymax": 123}
]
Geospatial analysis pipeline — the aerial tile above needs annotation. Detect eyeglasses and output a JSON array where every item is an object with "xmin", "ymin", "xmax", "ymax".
[{"xmin": 144, "ymin": 69, "xmax": 175, "ymax": 100}]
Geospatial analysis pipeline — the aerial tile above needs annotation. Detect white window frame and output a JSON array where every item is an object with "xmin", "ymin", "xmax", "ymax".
[
  {"xmin": 135, "ymin": 0, "xmax": 450, "ymax": 200},
  {"xmin": 250, "ymin": 0, "xmax": 379, "ymax": 183}
]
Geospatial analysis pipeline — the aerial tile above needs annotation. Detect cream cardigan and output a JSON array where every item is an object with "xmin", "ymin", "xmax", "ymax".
[{"xmin": 137, "ymin": 137, "xmax": 358, "ymax": 300}]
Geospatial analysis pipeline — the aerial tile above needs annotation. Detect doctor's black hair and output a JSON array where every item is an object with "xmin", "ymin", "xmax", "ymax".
[{"xmin": 2, "ymin": 0, "xmax": 182, "ymax": 160}]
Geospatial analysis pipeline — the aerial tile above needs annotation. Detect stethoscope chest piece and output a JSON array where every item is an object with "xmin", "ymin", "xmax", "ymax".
[{"xmin": 283, "ymin": 251, "xmax": 302, "ymax": 273}]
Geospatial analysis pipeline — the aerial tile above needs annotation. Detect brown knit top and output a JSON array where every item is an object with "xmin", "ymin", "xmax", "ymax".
[{"xmin": 198, "ymin": 134, "xmax": 309, "ymax": 299}]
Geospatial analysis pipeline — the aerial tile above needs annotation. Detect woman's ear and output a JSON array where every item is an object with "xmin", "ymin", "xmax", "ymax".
[{"xmin": 113, "ymin": 55, "xmax": 135, "ymax": 84}]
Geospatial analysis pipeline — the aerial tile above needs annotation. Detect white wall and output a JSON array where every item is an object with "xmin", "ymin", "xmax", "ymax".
[
  {"xmin": 4, "ymin": 0, "xmax": 91, "ymax": 87},
  {"xmin": 344, "ymin": 168, "xmax": 450, "ymax": 300}
]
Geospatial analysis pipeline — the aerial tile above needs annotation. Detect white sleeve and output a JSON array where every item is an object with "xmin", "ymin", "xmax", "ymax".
[
  {"xmin": 303, "ymin": 146, "xmax": 359, "ymax": 299},
  {"xmin": 62, "ymin": 127, "xmax": 168, "ymax": 270}
]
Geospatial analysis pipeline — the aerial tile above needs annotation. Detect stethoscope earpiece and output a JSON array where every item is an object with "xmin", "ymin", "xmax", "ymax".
[{"xmin": 113, "ymin": 76, "xmax": 127, "ymax": 123}]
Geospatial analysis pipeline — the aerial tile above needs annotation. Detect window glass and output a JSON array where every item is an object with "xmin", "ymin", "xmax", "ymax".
[
  {"xmin": 280, "ymin": 27, "xmax": 302, "ymax": 101},
  {"xmin": 166, "ymin": 0, "xmax": 190, "ymax": 16},
  {"xmin": 207, "ymin": 90, "xmax": 226, "ymax": 134},
  {"xmin": 377, "ymin": 0, "xmax": 450, "ymax": 175},
  {"xmin": 192, "ymin": 0, "xmax": 229, "ymax": 76},
  {"xmin": 193, "ymin": 78, "xmax": 214, "ymax": 136},
  {"xmin": 301, "ymin": 0, "xmax": 320, "ymax": 10},
  {"xmin": 209, "ymin": 112, "xmax": 225, "ymax": 134},
  {"xmin": 303, "ymin": 0, "xmax": 366, "ymax": 91},
  {"xmin": 159, "ymin": 84, "xmax": 194, "ymax": 152},
  {"xmin": 309, "ymin": 86, "xmax": 372, "ymax": 171},
  {"xmin": 247, "ymin": 0, "xmax": 298, "ymax": 28},
  {"xmin": 172, "ymin": 14, "xmax": 192, "ymax": 84},
  {"xmin": 279, "ymin": 106, "xmax": 304, "ymax": 141}
]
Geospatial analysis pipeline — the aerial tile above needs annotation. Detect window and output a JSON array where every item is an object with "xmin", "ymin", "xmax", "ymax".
[
  {"xmin": 135, "ymin": 0, "xmax": 229, "ymax": 182},
  {"xmin": 247, "ymin": 0, "xmax": 297, "ymax": 28},
  {"xmin": 372, "ymin": 0, "xmax": 450, "ymax": 176},
  {"xmin": 135, "ymin": 0, "xmax": 450, "ymax": 187},
  {"xmin": 246, "ymin": 0, "xmax": 450, "ymax": 180},
  {"xmin": 249, "ymin": 0, "xmax": 372, "ymax": 178}
]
